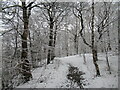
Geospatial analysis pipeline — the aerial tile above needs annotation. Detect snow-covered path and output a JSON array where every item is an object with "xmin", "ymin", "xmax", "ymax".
[
  {"xmin": 17, "ymin": 53, "xmax": 118, "ymax": 88},
  {"xmin": 17, "ymin": 59, "xmax": 69, "ymax": 88}
]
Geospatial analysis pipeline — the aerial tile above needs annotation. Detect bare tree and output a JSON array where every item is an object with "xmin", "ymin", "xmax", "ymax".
[
  {"xmin": 2, "ymin": 0, "xmax": 44, "ymax": 83},
  {"xmin": 73, "ymin": 1, "xmax": 116, "ymax": 76},
  {"xmin": 39, "ymin": 2, "xmax": 70, "ymax": 64},
  {"xmin": 73, "ymin": 1, "xmax": 100, "ymax": 76},
  {"xmin": 104, "ymin": 40, "xmax": 111, "ymax": 74}
]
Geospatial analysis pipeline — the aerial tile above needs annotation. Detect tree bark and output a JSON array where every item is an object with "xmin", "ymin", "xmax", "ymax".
[
  {"xmin": 52, "ymin": 25, "xmax": 57, "ymax": 60},
  {"xmin": 47, "ymin": 18, "xmax": 54, "ymax": 64},
  {"xmin": 91, "ymin": 0, "xmax": 100, "ymax": 76},
  {"xmin": 65, "ymin": 28, "xmax": 69, "ymax": 56},
  {"xmin": 107, "ymin": 28, "xmax": 112, "ymax": 51},
  {"xmin": 92, "ymin": 48, "xmax": 100, "ymax": 76},
  {"xmin": 105, "ymin": 48, "xmax": 111, "ymax": 74},
  {"xmin": 74, "ymin": 35, "xmax": 79, "ymax": 54},
  {"xmin": 21, "ymin": 2, "xmax": 32, "ymax": 83},
  {"xmin": 83, "ymin": 51, "xmax": 86, "ymax": 64}
]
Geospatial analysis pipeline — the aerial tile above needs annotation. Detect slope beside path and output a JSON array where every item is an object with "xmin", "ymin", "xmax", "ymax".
[{"xmin": 17, "ymin": 53, "xmax": 118, "ymax": 88}]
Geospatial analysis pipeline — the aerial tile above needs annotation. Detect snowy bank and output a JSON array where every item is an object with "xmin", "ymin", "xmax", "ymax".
[{"xmin": 17, "ymin": 53, "xmax": 118, "ymax": 88}]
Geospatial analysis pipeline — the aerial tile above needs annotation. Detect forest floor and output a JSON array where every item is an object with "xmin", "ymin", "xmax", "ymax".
[
  {"xmin": 17, "ymin": 52, "xmax": 118, "ymax": 88},
  {"xmin": 0, "ymin": 37, "xmax": 2, "ymax": 89}
]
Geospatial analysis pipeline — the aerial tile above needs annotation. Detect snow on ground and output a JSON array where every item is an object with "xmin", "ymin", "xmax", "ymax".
[
  {"xmin": 17, "ymin": 52, "xmax": 118, "ymax": 88},
  {"xmin": 17, "ymin": 59, "xmax": 69, "ymax": 88},
  {"xmin": 0, "ymin": 37, "xmax": 2, "ymax": 89}
]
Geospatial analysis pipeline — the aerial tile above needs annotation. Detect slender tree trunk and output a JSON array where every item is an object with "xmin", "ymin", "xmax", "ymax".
[
  {"xmin": 83, "ymin": 51, "xmax": 86, "ymax": 64},
  {"xmin": 66, "ymin": 44, "xmax": 69, "ymax": 56},
  {"xmin": 107, "ymin": 28, "xmax": 112, "ymax": 51},
  {"xmin": 76, "ymin": 37, "xmax": 79, "ymax": 54},
  {"xmin": 100, "ymin": 38, "xmax": 104, "ymax": 52},
  {"xmin": 92, "ymin": 48, "xmax": 100, "ymax": 76},
  {"xmin": 29, "ymin": 30, "xmax": 35, "ymax": 68},
  {"xmin": 91, "ymin": 0, "xmax": 100, "ymax": 76},
  {"xmin": 65, "ymin": 29, "xmax": 69, "ymax": 56},
  {"xmin": 21, "ymin": 2, "xmax": 32, "ymax": 82},
  {"xmin": 52, "ymin": 25, "xmax": 57, "ymax": 60},
  {"xmin": 74, "ymin": 35, "xmax": 79, "ymax": 54},
  {"xmin": 74, "ymin": 18, "xmax": 79, "ymax": 54},
  {"xmin": 105, "ymin": 48, "xmax": 111, "ymax": 74},
  {"xmin": 106, "ymin": 11, "xmax": 112, "ymax": 51}
]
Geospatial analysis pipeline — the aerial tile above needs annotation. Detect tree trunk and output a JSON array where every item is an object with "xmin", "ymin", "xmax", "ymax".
[
  {"xmin": 75, "ymin": 17, "xmax": 79, "ymax": 54},
  {"xmin": 52, "ymin": 26, "xmax": 57, "ymax": 60},
  {"xmin": 92, "ymin": 48, "xmax": 100, "ymax": 76},
  {"xmin": 107, "ymin": 29, "xmax": 112, "ymax": 51},
  {"xmin": 105, "ymin": 48, "xmax": 111, "ymax": 74},
  {"xmin": 91, "ymin": 0, "xmax": 100, "ymax": 76},
  {"xmin": 65, "ymin": 30, "xmax": 69, "ymax": 56},
  {"xmin": 29, "ymin": 30, "xmax": 35, "ymax": 68},
  {"xmin": 47, "ymin": 18, "xmax": 54, "ymax": 64},
  {"xmin": 83, "ymin": 52, "xmax": 86, "ymax": 64},
  {"xmin": 21, "ymin": 2, "xmax": 32, "ymax": 83},
  {"xmin": 74, "ymin": 35, "xmax": 79, "ymax": 55},
  {"xmin": 100, "ymin": 39, "xmax": 104, "ymax": 52},
  {"xmin": 76, "ymin": 38, "xmax": 79, "ymax": 54}
]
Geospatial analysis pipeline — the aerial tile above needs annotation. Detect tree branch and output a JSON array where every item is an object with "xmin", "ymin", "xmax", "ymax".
[{"xmin": 2, "ymin": 5, "xmax": 22, "ymax": 10}]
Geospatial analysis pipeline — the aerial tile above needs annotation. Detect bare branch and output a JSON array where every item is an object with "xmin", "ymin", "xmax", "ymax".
[{"xmin": 2, "ymin": 5, "xmax": 22, "ymax": 10}]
